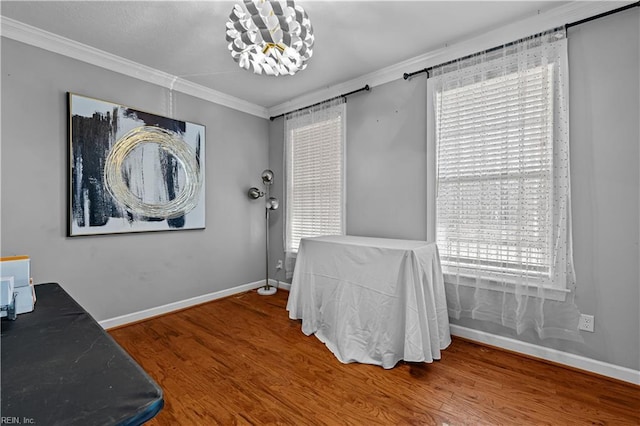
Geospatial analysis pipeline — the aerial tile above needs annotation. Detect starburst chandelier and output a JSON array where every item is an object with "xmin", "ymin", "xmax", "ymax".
[{"xmin": 225, "ymin": 0, "xmax": 314, "ymax": 76}]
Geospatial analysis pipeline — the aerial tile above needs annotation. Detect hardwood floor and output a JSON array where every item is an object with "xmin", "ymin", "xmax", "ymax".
[{"xmin": 110, "ymin": 289, "xmax": 639, "ymax": 425}]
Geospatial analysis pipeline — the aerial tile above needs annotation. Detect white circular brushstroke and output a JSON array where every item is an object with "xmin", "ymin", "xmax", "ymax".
[{"xmin": 104, "ymin": 126, "xmax": 202, "ymax": 219}]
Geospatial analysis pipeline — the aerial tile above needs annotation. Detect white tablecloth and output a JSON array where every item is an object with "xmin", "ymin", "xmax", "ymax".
[{"xmin": 286, "ymin": 235, "xmax": 451, "ymax": 369}]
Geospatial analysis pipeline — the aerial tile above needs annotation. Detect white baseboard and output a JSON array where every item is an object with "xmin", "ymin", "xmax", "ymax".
[
  {"xmin": 100, "ymin": 279, "xmax": 291, "ymax": 330},
  {"xmin": 450, "ymin": 324, "xmax": 640, "ymax": 386},
  {"xmin": 101, "ymin": 284, "xmax": 637, "ymax": 386},
  {"xmin": 271, "ymin": 278, "xmax": 291, "ymax": 291},
  {"xmin": 100, "ymin": 279, "xmax": 269, "ymax": 330}
]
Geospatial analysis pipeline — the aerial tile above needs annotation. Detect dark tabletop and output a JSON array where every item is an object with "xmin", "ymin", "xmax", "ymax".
[{"xmin": 1, "ymin": 283, "xmax": 163, "ymax": 425}]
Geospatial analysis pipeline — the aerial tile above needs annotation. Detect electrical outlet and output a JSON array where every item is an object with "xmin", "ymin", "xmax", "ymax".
[
  {"xmin": 578, "ymin": 314, "xmax": 594, "ymax": 332},
  {"xmin": 276, "ymin": 260, "xmax": 283, "ymax": 270}
]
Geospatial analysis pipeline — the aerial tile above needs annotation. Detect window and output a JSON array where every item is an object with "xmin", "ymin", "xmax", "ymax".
[
  {"xmin": 284, "ymin": 99, "xmax": 345, "ymax": 259},
  {"xmin": 429, "ymin": 30, "xmax": 573, "ymax": 298},
  {"xmin": 435, "ymin": 64, "xmax": 556, "ymax": 286},
  {"xmin": 428, "ymin": 30, "xmax": 580, "ymax": 339}
]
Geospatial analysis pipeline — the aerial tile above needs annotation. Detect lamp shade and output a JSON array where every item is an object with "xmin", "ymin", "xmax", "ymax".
[
  {"xmin": 261, "ymin": 169, "xmax": 274, "ymax": 185},
  {"xmin": 266, "ymin": 196, "xmax": 279, "ymax": 210},
  {"xmin": 248, "ymin": 187, "xmax": 263, "ymax": 199},
  {"xmin": 226, "ymin": 0, "xmax": 314, "ymax": 76}
]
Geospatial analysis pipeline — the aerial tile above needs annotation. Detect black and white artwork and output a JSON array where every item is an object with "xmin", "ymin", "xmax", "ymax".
[{"xmin": 69, "ymin": 93, "xmax": 205, "ymax": 236}]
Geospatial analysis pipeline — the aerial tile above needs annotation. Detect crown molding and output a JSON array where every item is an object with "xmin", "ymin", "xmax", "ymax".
[
  {"xmin": 0, "ymin": 16, "xmax": 269, "ymax": 119},
  {"xmin": 267, "ymin": 1, "xmax": 635, "ymax": 118},
  {"xmin": 2, "ymin": 2, "xmax": 634, "ymax": 120}
]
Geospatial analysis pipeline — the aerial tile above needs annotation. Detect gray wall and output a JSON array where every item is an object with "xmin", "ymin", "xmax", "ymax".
[
  {"xmin": 565, "ymin": 10, "xmax": 639, "ymax": 371},
  {"xmin": 1, "ymin": 38, "xmax": 270, "ymax": 321},
  {"xmin": 1, "ymin": 7, "xmax": 636, "ymax": 372},
  {"xmin": 346, "ymin": 77, "xmax": 428, "ymax": 240},
  {"xmin": 268, "ymin": 9, "xmax": 639, "ymax": 370}
]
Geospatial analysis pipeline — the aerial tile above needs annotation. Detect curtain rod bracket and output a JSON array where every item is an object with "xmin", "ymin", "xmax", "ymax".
[{"xmin": 403, "ymin": 68, "xmax": 428, "ymax": 81}]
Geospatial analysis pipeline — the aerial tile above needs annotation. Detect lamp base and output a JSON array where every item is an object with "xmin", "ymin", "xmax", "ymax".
[{"xmin": 257, "ymin": 286, "xmax": 277, "ymax": 296}]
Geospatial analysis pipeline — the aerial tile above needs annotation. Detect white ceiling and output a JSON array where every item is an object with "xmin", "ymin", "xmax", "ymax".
[{"xmin": 2, "ymin": 1, "xmax": 570, "ymax": 110}]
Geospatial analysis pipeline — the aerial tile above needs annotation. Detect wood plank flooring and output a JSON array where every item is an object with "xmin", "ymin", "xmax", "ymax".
[{"xmin": 109, "ymin": 289, "xmax": 640, "ymax": 425}]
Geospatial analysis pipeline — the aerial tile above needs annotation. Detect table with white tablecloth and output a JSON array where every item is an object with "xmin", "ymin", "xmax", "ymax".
[{"xmin": 286, "ymin": 235, "xmax": 451, "ymax": 369}]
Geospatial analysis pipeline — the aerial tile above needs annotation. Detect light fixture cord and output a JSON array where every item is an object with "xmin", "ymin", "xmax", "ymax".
[{"xmin": 168, "ymin": 76, "xmax": 178, "ymax": 119}]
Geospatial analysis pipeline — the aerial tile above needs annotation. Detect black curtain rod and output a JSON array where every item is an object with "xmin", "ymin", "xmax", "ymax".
[
  {"xmin": 269, "ymin": 84, "xmax": 370, "ymax": 121},
  {"xmin": 565, "ymin": 0, "xmax": 639, "ymax": 29},
  {"xmin": 403, "ymin": 1, "xmax": 640, "ymax": 81},
  {"xmin": 404, "ymin": 27, "xmax": 563, "ymax": 80}
]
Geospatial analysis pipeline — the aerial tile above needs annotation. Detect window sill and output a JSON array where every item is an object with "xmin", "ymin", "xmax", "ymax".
[{"xmin": 443, "ymin": 272, "xmax": 570, "ymax": 302}]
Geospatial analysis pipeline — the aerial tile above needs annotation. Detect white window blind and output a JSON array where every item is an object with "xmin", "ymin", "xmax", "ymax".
[
  {"xmin": 435, "ymin": 64, "xmax": 555, "ymax": 283},
  {"xmin": 285, "ymin": 99, "xmax": 345, "ymax": 255}
]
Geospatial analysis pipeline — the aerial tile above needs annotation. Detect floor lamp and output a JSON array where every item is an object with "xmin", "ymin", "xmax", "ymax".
[{"xmin": 248, "ymin": 169, "xmax": 279, "ymax": 296}]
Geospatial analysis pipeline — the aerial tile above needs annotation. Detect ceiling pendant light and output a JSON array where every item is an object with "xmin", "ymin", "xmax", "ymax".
[{"xmin": 226, "ymin": 0, "xmax": 314, "ymax": 76}]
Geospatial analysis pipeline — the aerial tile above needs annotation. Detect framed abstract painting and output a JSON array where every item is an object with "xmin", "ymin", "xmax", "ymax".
[{"xmin": 68, "ymin": 93, "xmax": 205, "ymax": 236}]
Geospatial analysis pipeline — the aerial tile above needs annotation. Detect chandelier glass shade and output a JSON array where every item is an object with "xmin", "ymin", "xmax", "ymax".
[{"xmin": 226, "ymin": 0, "xmax": 314, "ymax": 76}]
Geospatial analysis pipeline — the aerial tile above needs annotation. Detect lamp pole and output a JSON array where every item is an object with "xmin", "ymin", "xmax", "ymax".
[
  {"xmin": 256, "ymin": 170, "xmax": 278, "ymax": 296},
  {"xmin": 265, "ymin": 203, "xmax": 271, "ymax": 291}
]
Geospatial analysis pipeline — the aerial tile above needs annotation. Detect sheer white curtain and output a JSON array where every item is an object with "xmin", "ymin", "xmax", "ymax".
[
  {"xmin": 429, "ymin": 28, "xmax": 582, "ymax": 341},
  {"xmin": 284, "ymin": 98, "xmax": 346, "ymax": 278}
]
